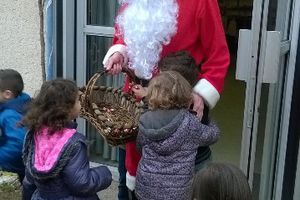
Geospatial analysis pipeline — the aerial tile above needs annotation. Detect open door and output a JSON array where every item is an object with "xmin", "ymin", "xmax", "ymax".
[{"xmin": 237, "ymin": 0, "xmax": 297, "ymax": 199}]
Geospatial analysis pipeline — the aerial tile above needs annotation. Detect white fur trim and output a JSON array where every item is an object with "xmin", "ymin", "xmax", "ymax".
[
  {"xmin": 193, "ymin": 79, "xmax": 220, "ymax": 109},
  {"xmin": 102, "ymin": 44, "xmax": 128, "ymax": 67},
  {"xmin": 126, "ymin": 172, "xmax": 136, "ymax": 191}
]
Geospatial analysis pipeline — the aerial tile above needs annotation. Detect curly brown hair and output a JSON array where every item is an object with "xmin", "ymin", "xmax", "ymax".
[
  {"xmin": 146, "ymin": 71, "xmax": 192, "ymax": 110},
  {"xmin": 158, "ymin": 51, "xmax": 199, "ymax": 86},
  {"xmin": 22, "ymin": 79, "xmax": 78, "ymax": 134}
]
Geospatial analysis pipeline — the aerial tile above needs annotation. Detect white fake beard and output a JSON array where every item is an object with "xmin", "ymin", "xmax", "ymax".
[{"xmin": 117, "ymin": 0, "xmax": 178, "ymax": 79}]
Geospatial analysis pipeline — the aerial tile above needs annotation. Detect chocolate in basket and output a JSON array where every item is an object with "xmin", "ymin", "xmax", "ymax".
[{"xmin": 79, "ymin": 70, "xmax": 145, "ymax": 146}]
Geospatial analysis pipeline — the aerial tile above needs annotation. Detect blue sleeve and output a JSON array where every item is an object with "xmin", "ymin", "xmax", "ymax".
[
  {"xmin": 0, "ymin": 110, "xmax": 26, "ymax": 142},
  {"xmin": 63, "ymin": 142, "xmax": 112, "ymax": 196}
]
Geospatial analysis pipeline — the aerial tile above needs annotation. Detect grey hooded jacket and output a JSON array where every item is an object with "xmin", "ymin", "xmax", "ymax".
[{"xmin": 135, "ymin": 109, "xmax": 219, "ymax": 200}]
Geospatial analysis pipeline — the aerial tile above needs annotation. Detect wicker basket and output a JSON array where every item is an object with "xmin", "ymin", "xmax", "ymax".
[{"xmin": 79, "ymin": 70, "xmax": 144, "ymax": 146}]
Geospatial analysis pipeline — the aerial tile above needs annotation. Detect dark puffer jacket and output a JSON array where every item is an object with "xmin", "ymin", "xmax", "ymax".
[
  {"xmin": 22, "ymin": 124, "xmax": 112, "ymax": 200},
  {"xmin": 135, "ymin": 109, "xmax": 219, "ymax": 200}
]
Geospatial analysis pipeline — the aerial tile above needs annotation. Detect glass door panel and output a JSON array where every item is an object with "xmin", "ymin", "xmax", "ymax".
[
  {"xmin": 86, "ymin": 35, "xmax": 125, "ymax": 165},
  {"xmin": 87, "ymin": 0, "xmax": 119, "ymax": 26},
  {"xmin": 76, "ymin": 0, "xmax": 123, "ymax": 165},
  {"xmin": 86, "ymin": 35, "xmax": 125, "ymax": 91}
]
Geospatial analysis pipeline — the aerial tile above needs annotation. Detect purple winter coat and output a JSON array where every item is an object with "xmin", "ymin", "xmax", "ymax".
[
  {"xmin": 22, "ymin": 123, "xmax": 112, "ymax": 200},
  {"xmin": 135, "ymin": 109, "xmax": 219, "ymax": 200}
]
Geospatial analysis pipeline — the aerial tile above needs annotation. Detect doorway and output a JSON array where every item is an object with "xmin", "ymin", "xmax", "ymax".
[{"xmin": 210, "ymin": 0, "xmax": 252, "ymax": 166}]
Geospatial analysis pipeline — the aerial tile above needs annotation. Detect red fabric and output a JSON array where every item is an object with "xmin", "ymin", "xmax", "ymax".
[
  {"xmin": 125, "ymin": 142, "xmax": 141, "ymax": 176},
  {"xmin": 122, "ymin": 77, "xmax": 141, "ymax": 177},
  {"xmin": 113, "ymin": 0, "xmax": 230, "ymax": 177}
]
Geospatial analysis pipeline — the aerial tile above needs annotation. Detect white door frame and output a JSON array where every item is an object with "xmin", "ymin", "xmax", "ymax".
[
  {"xmin": 238, "ymin": 0, "xmax": 300, "ymax": 199},
  {"xmin": 274, "ymin": 0, "xmax": 300, "ymax": 199}
]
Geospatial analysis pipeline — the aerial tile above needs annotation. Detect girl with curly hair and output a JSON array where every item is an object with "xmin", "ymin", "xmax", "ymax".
[
  {"xmin": 22, "ymin": 79, "xmax": 112, "ymax": 200},
  {"xmin": 134, "ymin": 71, "xmax": 220, "ymax": 200}
]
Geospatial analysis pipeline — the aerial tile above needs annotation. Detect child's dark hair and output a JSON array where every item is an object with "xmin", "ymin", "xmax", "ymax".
[
  {"xmin": 158, "ymin": 51, "xmax": 199, "ymax": 86},
  {"xmin": 0, "ymin": 69, "xmax": 24, "ymax": 97},
  {"xmin": 193, "ymin": 163, "xmax": 252, "ymax": 200},
  {"xmin": 22, "ymin": 79, "xmax": 78, "ymax": 134},
  {"xmin": 147, "ymin": 71, "xmax": 192, "ymax": 110}
]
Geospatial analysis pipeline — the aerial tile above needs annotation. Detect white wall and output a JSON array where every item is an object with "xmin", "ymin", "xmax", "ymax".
[{"xmin": 0, "ymin": 0, "xmax": 43, "ymax": 96}]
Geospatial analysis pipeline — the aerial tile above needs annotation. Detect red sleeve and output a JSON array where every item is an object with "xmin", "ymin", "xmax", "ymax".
[{"xmin": 197, "ymin": 0, "xmax": 230, "ymax": 93}]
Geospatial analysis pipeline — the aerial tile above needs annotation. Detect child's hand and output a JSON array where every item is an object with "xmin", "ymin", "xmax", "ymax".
[{"xmin": 131, "ymin": 84, "xmax": 147, "ymax": 98}]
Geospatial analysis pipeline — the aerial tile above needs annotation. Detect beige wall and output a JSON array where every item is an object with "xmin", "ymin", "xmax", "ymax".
[{"xmin": 0, "ymin": 0, "xmax": 43, "ymax": 96}]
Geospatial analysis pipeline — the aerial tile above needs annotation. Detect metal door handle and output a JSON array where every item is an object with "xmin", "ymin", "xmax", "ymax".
[
  {"xmin": 236, "ymin": 29, "xmax": 253, "ymax": 82},
  {"xmin": 236, "ymin": 30, "xmax": 290, "ymax": 83}
]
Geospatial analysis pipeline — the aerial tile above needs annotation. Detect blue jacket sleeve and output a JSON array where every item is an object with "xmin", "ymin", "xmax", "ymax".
[
  {"xmin": 0, "ymin": 110, "xmax": 26, "ymax": 144},
  {"xmin": 63, "ymin": 141, "xmax": 112, "ymax": 196}
]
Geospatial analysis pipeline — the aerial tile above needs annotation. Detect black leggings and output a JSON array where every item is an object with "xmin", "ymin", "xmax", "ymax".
[
  {"xmin": 195, "ymin": 105, "xmax": 211, "ymax": 170},
  {"xmin": 130, "ymin": 190, "xmax": 138, "ymax": 200},
  {"xmin": 201, "ymin": 105, "xmax": 209, "ymax": 125}
]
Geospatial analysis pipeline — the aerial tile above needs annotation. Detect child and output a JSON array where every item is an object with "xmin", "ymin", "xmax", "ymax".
[
  {"xmin": 192, "ymin": 163, "xmax": 253, "ymax": 200},
  {"xmin": 0, "ymin": 69, "xmax": 31, "ymax": 182},
  {"xmin": 22, "ymin": 79, "xmax": 112, "ymax": 200},
  {"xmin": 131, "ymin": 51, "xmax": 199, "ymax": 98},
  {"xmin": 134, "ymin": 71, "xmax": 220, "ymax": 200}
]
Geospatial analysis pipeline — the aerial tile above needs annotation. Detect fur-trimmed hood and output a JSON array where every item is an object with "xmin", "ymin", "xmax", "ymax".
[
  {"xmin": 23, "ymin": 126, "xmax": 85, "ymax": 180},
  {"xmin": 22, "ymin": 122, "xmax": 112, "ymax": 200}
]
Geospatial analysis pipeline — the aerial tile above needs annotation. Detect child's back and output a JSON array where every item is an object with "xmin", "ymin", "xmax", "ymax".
[
  {"xmin": 135, "ymin": 71, "xmax": 219, "ymax": 200},
  {"xmin": 22, "ymin": 79, "xmax": 112, "ymax": 200},
  {"xmin": 136, "ymin": 110, "xmax": 219, "ymax": 200},
  {"xmin": 22, "ymin": 124, "xmax": 111, "ymax": 200},
  {"xmin": 0, "ymin": 69, "xmax": 30, "ymax": 181}
]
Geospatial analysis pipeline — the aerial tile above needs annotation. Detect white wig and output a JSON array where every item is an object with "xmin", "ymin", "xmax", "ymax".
[{"xmin": 117, "ymin": 0, "xmax": 178, "ymax": 79}]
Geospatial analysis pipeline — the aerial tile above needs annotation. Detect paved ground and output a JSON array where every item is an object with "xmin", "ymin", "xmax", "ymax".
[
  {"xmin": 98, "ymin": 180, "xmax": 118, "ymax": 199},
  {"xmin": 1, "ymin": 168, "xmax": 119, "ymax": 200},
  {"xmin": 93, "ymin": 162, "xmax": 119, "ymax": 199}
]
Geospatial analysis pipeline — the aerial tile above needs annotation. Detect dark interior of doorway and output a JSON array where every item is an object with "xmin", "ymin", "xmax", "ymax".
[{"xmin": 210, "ymin": 0, "xmax": 252, "ymax": 166}]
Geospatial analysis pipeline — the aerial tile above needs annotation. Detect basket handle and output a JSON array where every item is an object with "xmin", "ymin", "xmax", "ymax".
[
  {"xmin": 83, "ymin": 70, "xmax": 106, "ymax": 109},
  {"xmin": 83, "ymin": 66, "xmax": 140, "ymax": 109},
  {"xmin": 121, "ymin": 67, "xmax": 141, "ymax": 84}
]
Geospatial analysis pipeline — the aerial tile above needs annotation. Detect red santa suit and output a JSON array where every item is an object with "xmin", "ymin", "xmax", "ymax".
[{"xmin": 103, "ymin": 0, "xmax": 230, "ymax": 191}]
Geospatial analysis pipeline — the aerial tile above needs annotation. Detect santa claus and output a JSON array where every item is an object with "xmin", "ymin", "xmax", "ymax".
[{"xmin": 103, "ymin": 0, "xmax": 229, "ymax": 195}]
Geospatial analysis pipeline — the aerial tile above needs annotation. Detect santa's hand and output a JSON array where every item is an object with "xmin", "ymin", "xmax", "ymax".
[
  {"xmin": 104, "ymin": 52, "xmax": 124, "ymax": 75},
  {"xmin": 131, "ymin": 85, "xmax": 147, "ymax": 98},
  {"xmin": 192, "ymin": 92, "xmax": 205, "ymax": 120}
]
